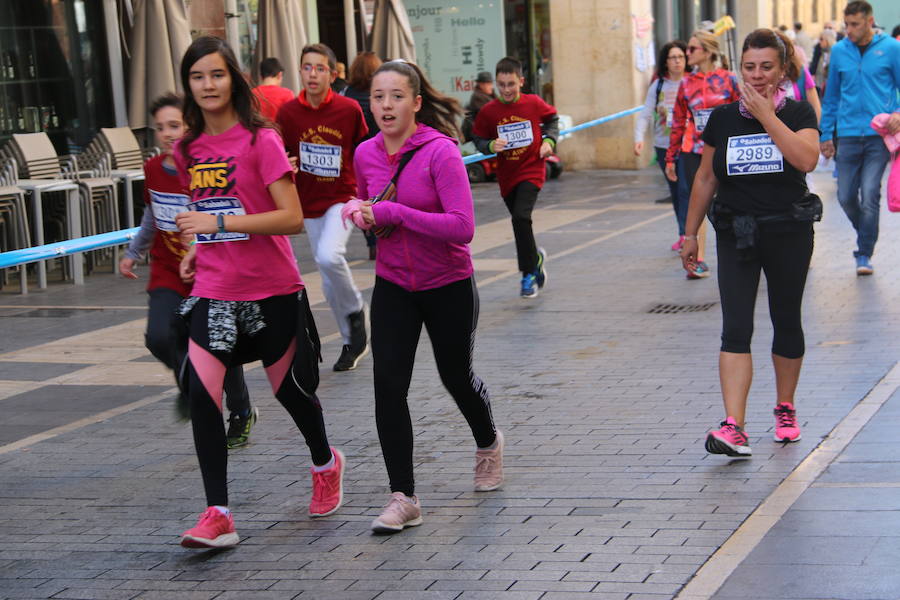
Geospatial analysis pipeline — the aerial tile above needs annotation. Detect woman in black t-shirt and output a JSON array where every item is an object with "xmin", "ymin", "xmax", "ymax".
[{"xmin": 680, "ymin": 29, "xmax": 820, "ymax": 458}]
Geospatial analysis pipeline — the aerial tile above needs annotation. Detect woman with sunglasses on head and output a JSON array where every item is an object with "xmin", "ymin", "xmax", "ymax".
[
  {"xmin": 680, "ymin": 29, "xmax": 820, "ymax": 457},
  {"xmin": 172, "ymin": 36, "xmax": 345, "ymax": 549},
  {"xmin": 634, "ymin": 40, "xmax": 689, "ymax": 252},
  {"xmin": 666, "ymin": 31, "xmax": 740, "ymax": 279},
  {"xmin": 347, "ymin": 60, "xmax": 502, "ymax": 534}
]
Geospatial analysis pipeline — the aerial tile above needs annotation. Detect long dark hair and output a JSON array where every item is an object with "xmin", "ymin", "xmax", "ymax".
[
  {"xmin": 373, "ymin": 60, "xmax": 462, "ymax": 140},
  {"xmin": 656, "ymin": 40, "xmax": 687, "ymax": 79},
  {"xmin": 743, "ymin": 28, "xmax": 797, "ymax": 81},
  {"xmin": 179, "ymin": 36, "xmax": 267, "ymax": 160}
]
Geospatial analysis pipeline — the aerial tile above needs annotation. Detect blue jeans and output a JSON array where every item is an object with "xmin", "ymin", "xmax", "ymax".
[
  {"xmin": 655, "ymin": 147, "xmax": 688, "ymax": 235},
  {"xmin": 835, "ymin": 136, "xmax": 890, "ymax": 258}
]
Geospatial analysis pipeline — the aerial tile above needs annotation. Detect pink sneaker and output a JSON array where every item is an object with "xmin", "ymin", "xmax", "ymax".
[
  {"xmin": 474, "ymin": 430, "xmax": 505, "ymax": 491},
  {"xmin": 671, "ymin": 235, "xmax": 685, "ymax": 251},
  {"xmin": 180, "ymin": 507, "xmax": 239, "ymax": 548},
  {"xmin": 774, "ymin": 403, "xmax": 802, "ymax": 442},
  {"xmin": 705, "ymin": 417, "xmax": 752, "ymax": 456},
  {"xmin": 371, "ymin": 492, "xmax": 423, "ymax": 533},
  {"xmin": 308, "ymin": 447, "xmax": 344, "ymax": 517}
]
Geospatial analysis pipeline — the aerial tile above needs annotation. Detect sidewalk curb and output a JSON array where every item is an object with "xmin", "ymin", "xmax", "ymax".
[{"xmin": 675, "ymin": 360, "xmax": 900, "ymax": 600}]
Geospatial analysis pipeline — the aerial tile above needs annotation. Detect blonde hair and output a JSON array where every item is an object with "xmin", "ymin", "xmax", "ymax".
[{"xmin": 691, "ymin": 30, "xmax": 730, "ymax": 70}]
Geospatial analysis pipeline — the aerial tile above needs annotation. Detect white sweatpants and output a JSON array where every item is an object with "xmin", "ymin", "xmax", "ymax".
[{"xmin": 304, "ymin": 202, "xmax": 364, "ymax": 344}]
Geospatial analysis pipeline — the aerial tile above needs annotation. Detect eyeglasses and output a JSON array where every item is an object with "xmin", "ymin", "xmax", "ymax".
[
  {"xmin": 301, "ymin": 64, "xmax": 330, "ymax": 74},
  {"xmin": 667, "ymin": 55, "xmax": 686, "ymax": 61},
  {"xmin": 686, "ymin": 45, "xmax": 704, "ymax": 53}
]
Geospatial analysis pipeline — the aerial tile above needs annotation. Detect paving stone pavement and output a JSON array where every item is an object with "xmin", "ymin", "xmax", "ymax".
[{"xmin": 1, "ymin": 166, "xmax": 899, "ymax": 599}]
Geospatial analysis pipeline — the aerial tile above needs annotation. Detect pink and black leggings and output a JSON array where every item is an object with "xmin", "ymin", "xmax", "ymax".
[{"xmin": 184, "ymin": 292, "xmax": 331, "ymax": 506}]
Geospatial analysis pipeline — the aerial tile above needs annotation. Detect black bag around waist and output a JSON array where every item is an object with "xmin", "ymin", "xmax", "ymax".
[{"xmin": 709, "ymin": 193, "xmax": 822, "ymax": 260}]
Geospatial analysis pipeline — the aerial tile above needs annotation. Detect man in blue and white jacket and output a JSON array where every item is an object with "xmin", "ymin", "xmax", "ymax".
[{"xmin": 820, "ymin": 0, "xmax": 900, "ymax": 276}]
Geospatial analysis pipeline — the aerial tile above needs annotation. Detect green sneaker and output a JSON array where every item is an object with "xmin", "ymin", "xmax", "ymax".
[{"xmin": 226, "ymin": 406, "xmax": 259, "ymax": 449}]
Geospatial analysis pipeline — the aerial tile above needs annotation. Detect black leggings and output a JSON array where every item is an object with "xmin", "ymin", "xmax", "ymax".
[
  {"xmin": 503, "ymin": 181, "xmax": 541, "ymax": 274},
  {"xmin": 186, "ymin": 292, "xmax": 331, "ymax": 506},
  {"xmin": 146, "ymin": 287, "xmax": 249, "ymax": 414},
  {"xmin": 371, "ymin": 276, "xmax": 496, "ymax": 497},
  {"xmin": 716, "ymin": 224, "xmax": 814, "ymax": 358}
]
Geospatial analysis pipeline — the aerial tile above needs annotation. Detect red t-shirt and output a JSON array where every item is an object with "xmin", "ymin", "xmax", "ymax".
[
  {"xmin": 276, "ymin": 89, "xmax": 368, "ymax": 218},
  {"xmin": 472, "ymin": 93, "xmax": 557, "ymax": 197},
  {"xmin": 144, "ymin": 154, "xmax": 191, "ymax": 297},
  {"xmin": 253, "ymin": 85, "xmax": 295, "ymax": 121}
]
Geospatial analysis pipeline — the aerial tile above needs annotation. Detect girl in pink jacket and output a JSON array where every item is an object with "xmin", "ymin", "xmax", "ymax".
[{"xmin": 350, "ymin": 61, "xmax": 504, "ymax": 534}]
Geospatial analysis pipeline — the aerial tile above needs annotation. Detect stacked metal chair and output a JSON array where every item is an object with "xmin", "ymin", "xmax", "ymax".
[
  {"xmin": 0, "ymin": 157, "xmax": 30, "ymax": 291},
  {"xmin": 89, "ymin": 127, "xmax": 151, "ymax": 227}
]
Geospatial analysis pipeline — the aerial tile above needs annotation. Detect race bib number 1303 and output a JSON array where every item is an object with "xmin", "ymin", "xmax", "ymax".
[
  {"xmin": 726, "ymin": 133, "xmax": 784, "ymax": 176},
  {"xmin": 300, "ymin": 142, "xmax": 341, "ymax": 178}
]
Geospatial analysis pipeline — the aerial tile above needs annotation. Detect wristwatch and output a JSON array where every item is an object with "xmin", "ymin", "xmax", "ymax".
[{"xmin": 216, "ymin": 213, "xmax": 226, "ymax": 234}]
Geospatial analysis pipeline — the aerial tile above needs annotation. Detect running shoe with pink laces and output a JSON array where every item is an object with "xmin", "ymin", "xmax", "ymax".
[
  {"xmin": 180, "ymin": 507, "xmax": 239, "ymax": 549},
  {"xmin": 671, "ymin": 235, "xmax": 685, "ymax": 252},
  {"xmin": 474, "ymin": 430, "xmax": 505, "ymax": 491},
  {"xmin": 371, "ymin": 492, "xmax": 423, "ymax": 533},
  {"xmin": 773, "ymin": 403, "xmax": 802, "ymax": 442},
  {"xmin": 308, "ymin": 447, "xmax": 345, "ymax": 517},
  {"xmin": 705, "ymin": 417, "xmax": 752, "ymax": 456}
]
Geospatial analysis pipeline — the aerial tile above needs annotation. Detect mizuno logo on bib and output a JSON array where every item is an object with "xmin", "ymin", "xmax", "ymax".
[{"xmin": 726, "ymin": 133, "xmax": 784, "ymax": 176}]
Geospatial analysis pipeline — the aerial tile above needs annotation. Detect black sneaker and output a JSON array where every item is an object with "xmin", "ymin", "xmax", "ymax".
[
  {"xmin": 334, "ymin": 309, "xmax": 368, "ymax": 372},
  {"xmin": 226, "ymin": 407, "xmax": 258, "ymax": 449},
  {"xmin": 535, "ymin": 247, "xmax": 548, "ymax": 289}
]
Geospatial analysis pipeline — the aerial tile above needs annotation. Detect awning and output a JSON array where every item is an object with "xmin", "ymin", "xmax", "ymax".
[
  {"xmin": 124, "ymin": 0, "xmax": 192, "ymax": 129},
  {"xmin": 369, "ymin": 0, "xmax": 416, "ymax": 62},
  {"xmin": 254, "ymin": 0, "xmax": 307, "ymax": 94}
]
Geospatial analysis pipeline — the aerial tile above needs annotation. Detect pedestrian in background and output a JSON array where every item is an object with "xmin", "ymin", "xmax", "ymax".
[
  {"xmin": 343, "ymin": 50, "xmax": 384, "ymax": 260},
  {"xmin": 819, "ymin": 0, "xmax": 900, "ymax": 276},
  {"xmin": 461, "ymin": 71, "xmax": 495, "ymax": 142},
  {"xmin": 350, "ymin": 60, "xmax": 503, "ymax": 533},
  {"xmin": 793, "ymin": 22, "xmax": 815, "ymax": 61},
  {"xmin": 252, "ymin": 57, "xmax": 294, "ymax": 121},
  {"xmin": 811, "ymin": 29, "xmax": 837, "ymax": 97},
  {"xmin": 681, "ymin": 28, "xmax": 821, "ymax": 457},
  {"xmin": 173, "ymin": 36, "xmax": 345, "ymax": 549},
  {"xmin": 332, "ymin": 60, "xmax": 349, "ymax": 94},
  {"xmin": 635, "ymin": 40, "xmax": 689, "ymax": 252},
  {"xmin": 665, "ymin": 30, "xmax": 740, "ymax": 279},
  {"xmin": 775, "ymin": 30, "xmax": 821, "ymax": 122}
]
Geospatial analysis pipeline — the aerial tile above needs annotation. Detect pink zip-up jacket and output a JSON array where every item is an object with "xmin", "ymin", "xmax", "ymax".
[{"xmin": 354, "ymin": 123, "xmax": 474, "ymax": 291}]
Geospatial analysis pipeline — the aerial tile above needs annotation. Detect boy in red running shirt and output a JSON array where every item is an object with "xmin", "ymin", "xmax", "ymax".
[
  {"xmin": 473, "ymin": 56, "xmax": 559, "ymax": 298},
  {"xmin": 253, "ymin": 57, "xmax": 295, "ymax": 121},
  {"xmin": 276, "ymin": 43, "xmax": 369, "ymax": 371}
]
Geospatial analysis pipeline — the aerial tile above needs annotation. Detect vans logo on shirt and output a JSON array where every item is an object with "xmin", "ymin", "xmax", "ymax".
[{"xmin": 188, "ymin": 157, "xmax": 237, "ymax": 197}]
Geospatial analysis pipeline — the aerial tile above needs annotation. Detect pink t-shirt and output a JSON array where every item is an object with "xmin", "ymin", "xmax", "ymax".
[{"xmin": 174, "ymin": 124, "xmax": 302, "ymax": 301}]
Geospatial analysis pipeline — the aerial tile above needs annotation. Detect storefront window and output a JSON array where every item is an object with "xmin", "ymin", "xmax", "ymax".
[
  {"xmin": 503, "ymin": 0, "xmax": 552, "ymax": 102},
  {"xmin": 0, "ymin": 0, "xmax": 114, "ymax": 154}
]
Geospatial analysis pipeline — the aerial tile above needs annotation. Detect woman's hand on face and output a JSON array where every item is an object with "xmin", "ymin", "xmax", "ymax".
[
  {"xmin": 175, "ymin": 211, "xmax": 217, "ymax": 235},
  {"xmin": 739, "ymin": 81, "xmax": 777, "ymax": 121}
]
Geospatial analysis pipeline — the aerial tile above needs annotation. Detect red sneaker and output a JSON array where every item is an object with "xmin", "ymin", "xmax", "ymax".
[
  {"xmin": 308, "ymin": 447, "xmax": 344, "ymax": 517},
  {"xmin": 180, "ymin": 507, "xmax": 239, "ymax": 548}
]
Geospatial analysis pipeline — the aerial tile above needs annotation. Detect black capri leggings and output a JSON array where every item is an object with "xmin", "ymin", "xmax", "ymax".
[
  {"xmin": 716, "ymin": 223, "xmax": 814, "ymax": 358},
  {"xmin": 371, "ymin": 276, "xmax": 496, "ymax": 497}
]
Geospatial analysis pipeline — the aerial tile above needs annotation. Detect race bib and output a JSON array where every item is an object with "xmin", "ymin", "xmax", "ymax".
[
  {"xmin": 190, "ymin": 197, "xmax": 250, "ymax": 243},
  {"xmin": 726, "ymin": 133, "xmax": 784, "ymax": 176},
  {"xmin": 149, "ymin": 190, "xmax": 189, "ymax": 232},
  {"xmin": 300, "ymin": 142, "xmax": 341, "ymax": 177},
  {"xmin": 693, "ymin": 107, "xmax": 714, "ymax": 132},
  {"xmin": 497, "ymin": 121, "xmax": 534, "ymax": 150}
]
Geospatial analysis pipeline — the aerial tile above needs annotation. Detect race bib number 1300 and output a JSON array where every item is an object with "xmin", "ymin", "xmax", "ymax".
[
  {"xmin": 497, "ymin": 121, "xmax": 534, "ymax": 150},
  {"xmin": 726, "ymin": 133, "xmax": 784, "ymax": 176}
]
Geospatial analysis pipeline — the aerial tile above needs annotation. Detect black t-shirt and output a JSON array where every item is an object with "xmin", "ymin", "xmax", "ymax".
[{"xmin": 701, "ymin": 100, "xmax": 819, "ymax": 215}]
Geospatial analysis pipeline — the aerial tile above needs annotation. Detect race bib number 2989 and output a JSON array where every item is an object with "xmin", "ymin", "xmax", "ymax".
[{"xmin": 726, "ymin": 133, "xmax": 784, "ymax": 176}]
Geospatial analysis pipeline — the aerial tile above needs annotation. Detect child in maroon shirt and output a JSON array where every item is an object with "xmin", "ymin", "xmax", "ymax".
[
  {"xmin": 118, "ymin": 94, "xmax": 256, "ymax": 449},
  {"xmin": 472, "ymin": 56, "xmax": 559, "ymax": 298}
]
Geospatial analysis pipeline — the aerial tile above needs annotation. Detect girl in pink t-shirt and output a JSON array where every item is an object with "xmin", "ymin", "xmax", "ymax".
[{"xmin": 172, "ymin": 36, "xmax": 344, "ymax": 550}]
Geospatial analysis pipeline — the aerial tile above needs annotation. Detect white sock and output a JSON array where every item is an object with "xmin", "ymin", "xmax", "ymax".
[
  {"xmin": 212, "ymin": 505, "xmax": 230, "ymax": 516},
  {"xmin": 312, "ymin": 452, "xmax": 335, "ymax": 472}
]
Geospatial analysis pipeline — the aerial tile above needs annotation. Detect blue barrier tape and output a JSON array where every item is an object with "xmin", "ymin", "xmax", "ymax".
[
  {"xmin": 462, "ymin": 105, "xmax": 642, "ymax": 165},
  {"xmin": 0, "ymin": 228, "xmax": 140, "ymax": 269},
  {"xmin": 0, "ymin": 106, "xmax": 642, "ymax": 271}
]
